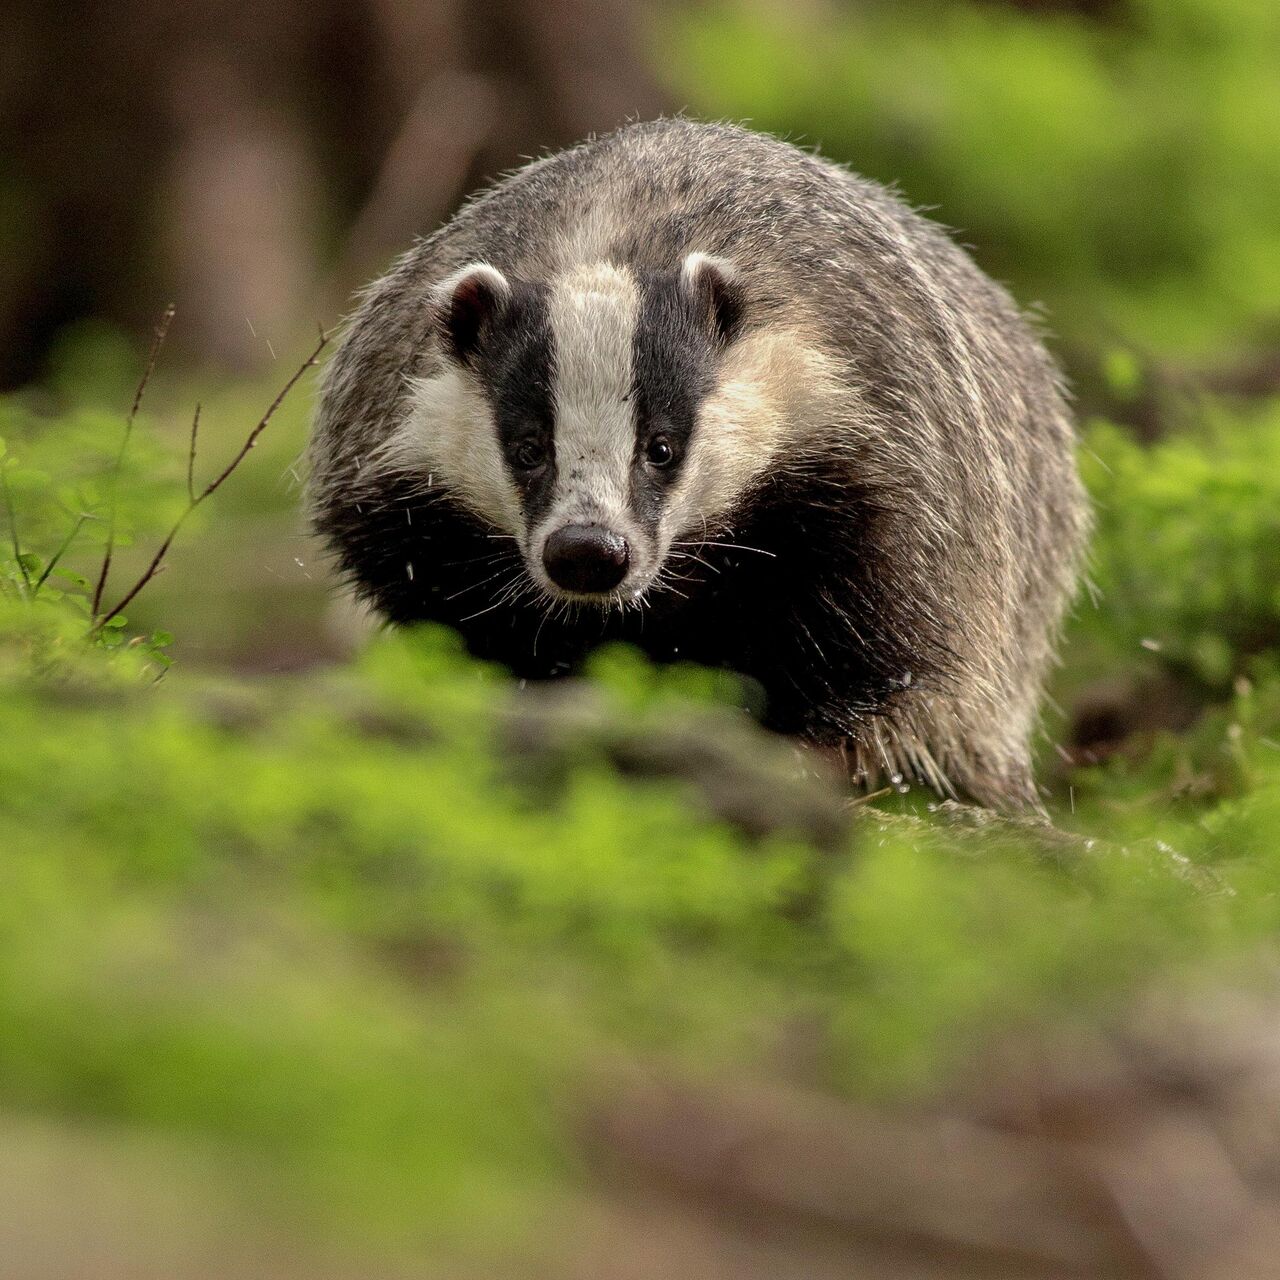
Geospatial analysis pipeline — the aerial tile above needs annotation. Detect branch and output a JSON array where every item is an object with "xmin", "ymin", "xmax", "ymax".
[
  {"xmin": 91, "ymin": 304, "xmax": 176, "ymax": 615},
  {"xmin": 198, "ymin": 335, "xmax": 325, "ymax": 500},
  {"xmin": 92, "ymin": 329, "xmax": 329, "ymax": 633},
  {"xmin": 0, "ymin": 462, "xmax": 29, "ymax": 597},
  {"xmin": 186, "ymin": 403, "xmax": 200, "ymax": 503},
  {"xmin": 33, "ymin": 513, "xmax": 90, "ymax": 594}
]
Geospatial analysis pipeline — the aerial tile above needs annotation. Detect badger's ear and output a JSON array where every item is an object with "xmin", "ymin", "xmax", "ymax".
[
  {"xmin": 434, "ymin": 262, "xmax": 512, "ymax": 364},
  {"xmin": 680, "ymin": 252, "xmax": 745, "ymax": 345}
]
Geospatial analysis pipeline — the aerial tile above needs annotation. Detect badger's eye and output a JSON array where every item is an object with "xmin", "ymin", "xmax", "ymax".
[
  {"xmin": 646, "ymin": 435, "xmax": 675, "ymax": 468},
  {"xmin": 513, "ymin": 439, "xmax": 548, "ymax": 471}
]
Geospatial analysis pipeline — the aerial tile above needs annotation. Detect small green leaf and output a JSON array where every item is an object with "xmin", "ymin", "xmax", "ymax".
[
  {"xmin": 151, "ymin": 630, "xmax": 174, "ymax": 647},
  {"xmin": 103, "ymin": 614, "xmax": 128, "ymax": 629}
]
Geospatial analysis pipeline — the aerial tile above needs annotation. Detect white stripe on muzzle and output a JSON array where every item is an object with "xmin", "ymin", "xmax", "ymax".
[{"xmin": 541, "ymin": 263, "xmax": 640, "ymax": 535}]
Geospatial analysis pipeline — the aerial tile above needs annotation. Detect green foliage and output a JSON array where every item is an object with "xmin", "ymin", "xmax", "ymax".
[
  {"xmin": 1034, "ymin": 397, "xmax": 1280, "ymax": 828},
  {"xmin": 5, "ymin": 353, "xmax": 1280, "ymax": 1253},
  {"xmin": 0, "ymin": 406, "xmax": 178, "ymax": 669},
  {"xmin": 6, "ymin": 324, "xmax": 1280, "ymax": 1265},
  {"xmin": 661, "ymin": 0, "xmax": 1280, "ymax": 365},
  {"xmin": 1077, "ymin": 405, "xmax": 1280, "ymax": 690},
  {"xmin": 1, "ymin": 612, "xmax": 1279, "ymax": 1254},
  {"xmin": 0, "ymin": 398, "xmax": 183, "ymax": 557},
  {"xmin": 0, "ymin": 322, "xmax": 322, "ymax": 669}
]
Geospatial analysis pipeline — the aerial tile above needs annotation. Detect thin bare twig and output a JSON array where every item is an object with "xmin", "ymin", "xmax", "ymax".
[
  {"xmin": 91, "ymin": 304, "xmax": 176, "ymax": 616},
  {"xmin": 92, "ymin": 329, "xmax": 329, "ymax": 632},
  {"xmin": 33, "ymin": 513, "xmax": 90, "ymax": 594},
  {"xmin": 0, "ymin": 463, "xmax": 30, "ymax": 596},
  {"xmin": 91, "ymin": 514, "xmax": 192, "ymax": 630},
  {"xmin": 186, "ymin": 404, "xmax": 201, "ymax": 503},
  {"xmin": 200, "ymin": 339, "xmax": 322, "ymax": 496}
]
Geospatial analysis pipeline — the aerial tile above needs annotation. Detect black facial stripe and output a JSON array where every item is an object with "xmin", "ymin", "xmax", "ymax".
[
  {"xmin": 630, "ymin": 270, "xmax": 720, "ymax": 534},
  {"xmin": 471, "ymin": 280, "xmax": 558, "ymax": 530}
]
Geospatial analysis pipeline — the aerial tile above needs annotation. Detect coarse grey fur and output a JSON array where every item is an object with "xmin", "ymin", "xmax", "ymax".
[{"xmin": 309, "ymin": 119, "xmax": 1089, "ymax": 811}]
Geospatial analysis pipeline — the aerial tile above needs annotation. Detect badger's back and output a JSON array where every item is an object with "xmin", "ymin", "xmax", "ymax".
[{"xmin": 312, "ymin": 120, "xmax": 1088, "ymax": 810}]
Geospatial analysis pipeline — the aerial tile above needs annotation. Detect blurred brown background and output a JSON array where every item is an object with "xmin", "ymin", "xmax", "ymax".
[{"xmin": 0, "ymin": 0, "xmax": 667, "ymax": 387}]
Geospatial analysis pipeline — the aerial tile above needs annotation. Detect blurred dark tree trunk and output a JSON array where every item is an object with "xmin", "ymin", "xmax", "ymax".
[
  {"xmin": 0, "ymin": 0, "xmax": 665, "ymax": 387},
  {"xmin": 341, "ymin": 0, "xmax": 666, "ymax": 288}
]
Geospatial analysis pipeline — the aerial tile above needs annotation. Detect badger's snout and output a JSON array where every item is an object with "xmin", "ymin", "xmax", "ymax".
[{"xmin": 542, "ymin": 524, "xmax": 630, "ymax": 594}]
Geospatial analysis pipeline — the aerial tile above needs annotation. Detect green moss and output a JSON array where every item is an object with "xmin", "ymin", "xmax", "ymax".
[{"xmin": 1, "ymin": 589, "xmax": 1280, "ymax": 1257}]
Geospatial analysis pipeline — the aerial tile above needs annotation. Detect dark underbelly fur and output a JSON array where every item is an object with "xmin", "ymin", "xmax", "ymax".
[{"xmin": 320, "ymin": 473, "xmax": 944, "ymax": 743}]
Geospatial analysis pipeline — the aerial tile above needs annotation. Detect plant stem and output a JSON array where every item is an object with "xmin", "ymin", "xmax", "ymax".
[
  {"xmin": 92, "ymin": 329, "xmax": 328, "ymax": 633},
  {"xmin": 91, "ymin": 304, "xmax": 175, "ymax": 618},
  {"xmin": 186, "ymin": 404, "xmax": 200, "ymax": 503},
  {"xmin": 33, "ymin": 514, "xmax": 90, "ymax": 595},
  {"xmin": 0, "ymin": 464, "xmax": 30, "ymax": 597}
]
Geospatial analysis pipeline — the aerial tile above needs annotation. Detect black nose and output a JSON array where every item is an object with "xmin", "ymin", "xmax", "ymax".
[{"xmin": 542, "ymin": 524, "xmax": 630, "ymax": 593}]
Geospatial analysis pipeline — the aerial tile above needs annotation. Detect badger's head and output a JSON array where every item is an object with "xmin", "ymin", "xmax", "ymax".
[{"xmin": 378, "ymin": 254, "xmax": 796, "ymax": 608}]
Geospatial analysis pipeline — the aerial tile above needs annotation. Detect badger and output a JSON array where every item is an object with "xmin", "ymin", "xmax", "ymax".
[{"xmin": 310, "ymin": 119, "xmax": 1088, "ymax": 811}]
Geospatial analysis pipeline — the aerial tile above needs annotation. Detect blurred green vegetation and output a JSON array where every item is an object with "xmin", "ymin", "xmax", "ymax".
[
  {"xmin": 663, "ymin": 0, "xmax": 1280, "ymax": 383},
  {"xmin": 5, "ymin": 334, "xmax": 1280, "ymax": 1267},
  {"xmin": 3, "ymin": 0, "xmax": 1280, "ymax": 1269},
  {"xmin": 2, "ymin": 600, "xmax": 1280, "ymax": 1262}
]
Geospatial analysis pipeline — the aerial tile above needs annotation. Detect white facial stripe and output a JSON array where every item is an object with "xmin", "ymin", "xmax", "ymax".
[
  {"xmin": 664, "ymin": 329, "xmax": 838, "ymax": 536},
  {"xmin": 375, "ymin": 366, "xmax": 521, "ymax": 532},
  {"xmin": 545, "ymin": 263, "xmax": 640, "ymax": 527}
]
